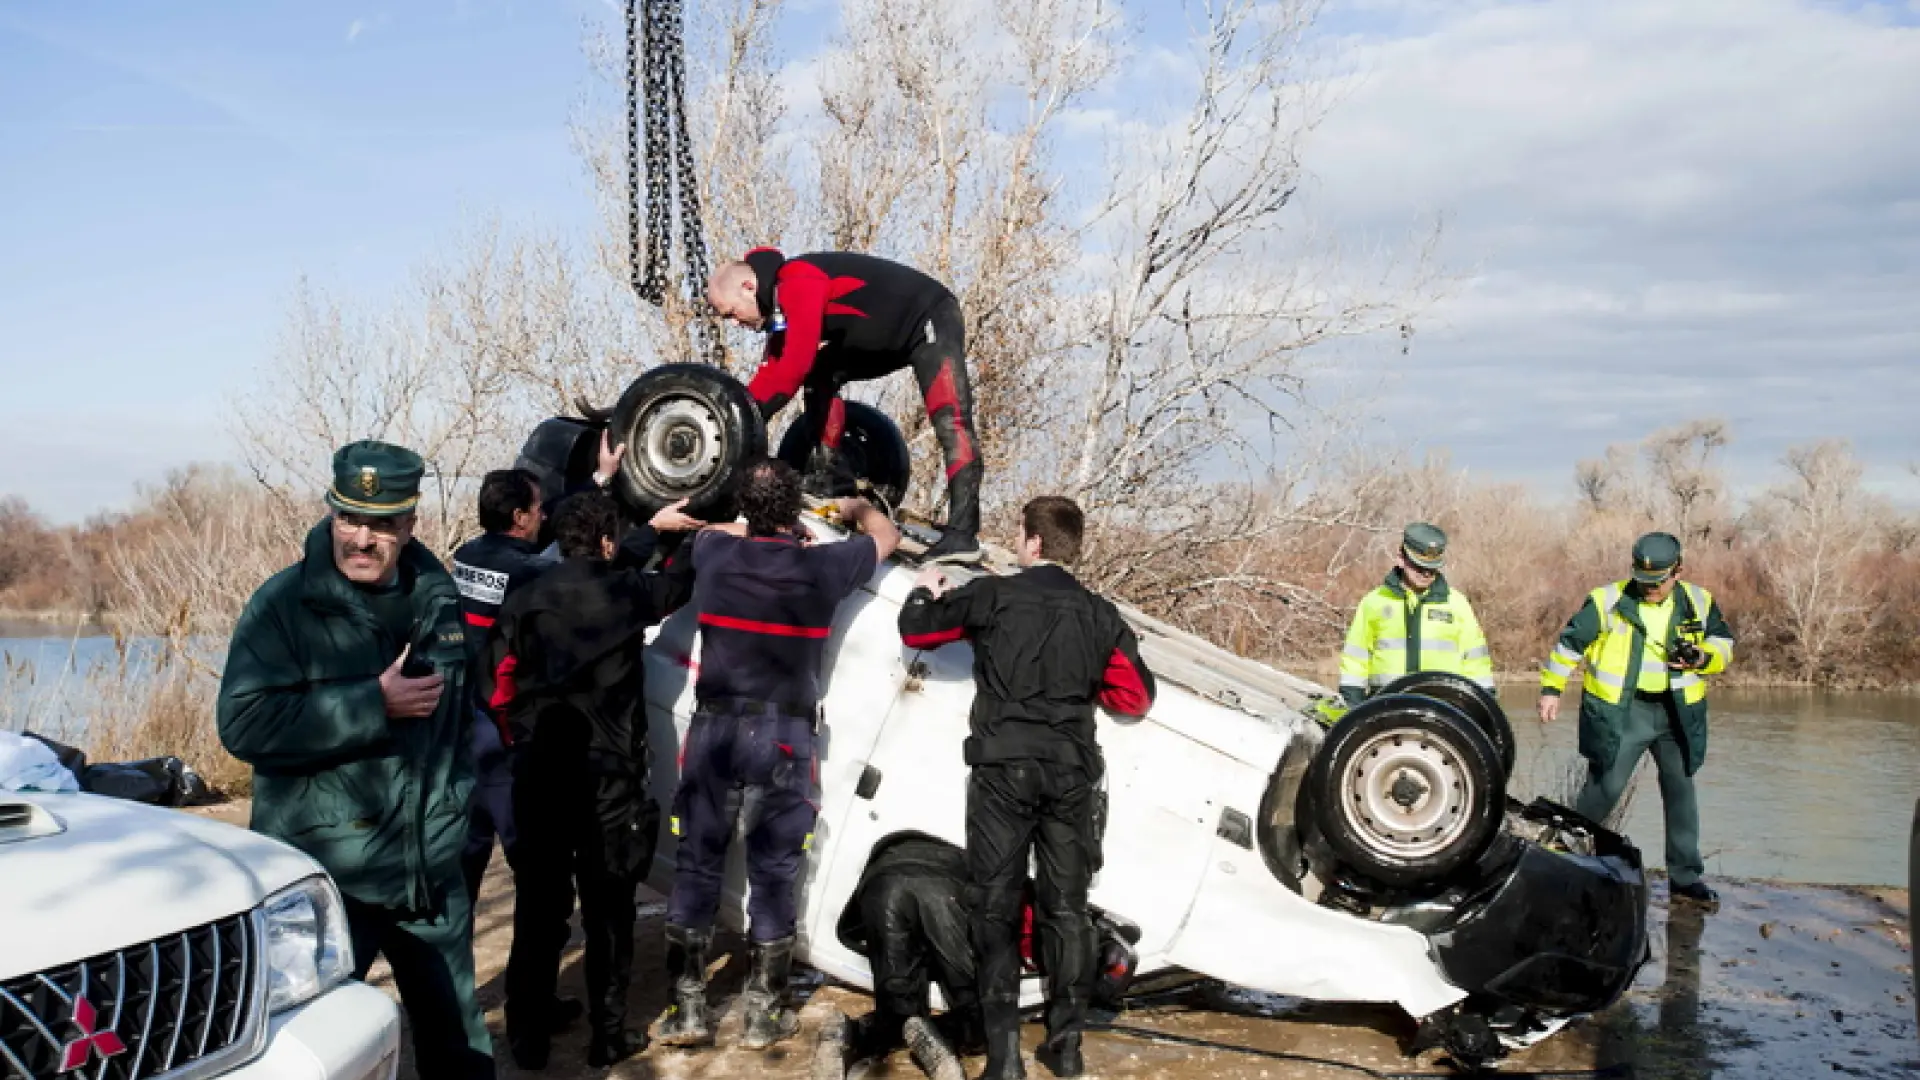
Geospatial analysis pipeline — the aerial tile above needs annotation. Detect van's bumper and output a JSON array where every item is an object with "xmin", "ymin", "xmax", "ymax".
[
  {"xmin": 1427, "ymin": 803, "xmax": 1651, "ymax": 1016},
  {"xmin": 224, "ymin": 982, "xmax": 401, "ymax": 1080}
]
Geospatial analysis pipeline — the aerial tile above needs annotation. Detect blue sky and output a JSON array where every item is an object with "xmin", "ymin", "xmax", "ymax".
[{"xmin": 2, "ymin": 0, "xmax": 1917, "ymax": 521}]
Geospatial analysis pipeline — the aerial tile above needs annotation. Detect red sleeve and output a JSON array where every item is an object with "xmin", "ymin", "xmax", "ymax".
[
  {"xmin": 1098, "ymin": 646, "xmax": 1154, "ymax": 716},
  {"xmin": 746, "ymin": 260, "xmax": 831, "ymax": 405},
  {"xmin": 489, "ymin": 653, "xmax": 519, "ymax": 715}
]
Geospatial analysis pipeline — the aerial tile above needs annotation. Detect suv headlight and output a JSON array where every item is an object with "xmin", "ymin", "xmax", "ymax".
[{"xmin": 261, "ymin": 875, "xmax": 354, "ymax": 1013}]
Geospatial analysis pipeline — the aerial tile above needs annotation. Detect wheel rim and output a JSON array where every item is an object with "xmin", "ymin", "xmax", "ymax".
[
  {"xmin": 630, "ymin": 394, "xmax": 726, "ymax": 493},
  {"xmin": 1340, "ymin": 726, "xmax": 1475, "ymax": 860}
]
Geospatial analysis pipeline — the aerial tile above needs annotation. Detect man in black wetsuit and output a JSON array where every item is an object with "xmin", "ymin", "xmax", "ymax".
[{"xmin": 707, "ymin": 248, "xmax": 983, "ymax": 563}]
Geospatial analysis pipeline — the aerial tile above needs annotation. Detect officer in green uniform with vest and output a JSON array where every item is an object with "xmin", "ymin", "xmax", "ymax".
[
  {"xmin": 1338, "ymin": 523, "xmax": 1495, "ymax": 707},
  {"xmin": 218, "ymin": 441, "xmax": 495, "ymax": 1080},
  {"xmin": 1538, "ymin": 531, "xmax": 1733, "ymax": 911}
]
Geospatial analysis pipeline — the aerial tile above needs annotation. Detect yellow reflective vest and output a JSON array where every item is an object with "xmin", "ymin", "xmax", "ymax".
[
  {"xmin": 1540, "ymin": 579, "xmax": 1734, "ymax": 774},
  {"xmin": 1338, "ymin": 571, "xmax": 1494, "ymax": 705}
]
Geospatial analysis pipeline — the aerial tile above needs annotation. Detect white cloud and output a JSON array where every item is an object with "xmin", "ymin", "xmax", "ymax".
[
  {"xmin": 347, "ymin": 18, "xmax": 367, "ymax": 42},
  {"xmin": 1291, "ymin": 0, "xmax": 1920, "ymax": 499}
]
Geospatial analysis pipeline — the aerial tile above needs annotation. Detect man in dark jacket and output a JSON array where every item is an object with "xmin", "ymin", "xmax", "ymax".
[
  {"xmin": 450, "ymin": 468, "xmax": 553, "ymax": 904},
  {"xmin": 486, "ymin": 491, "xmax": 701, "ymax": 1068},
  {"xmin": 816, "ymin": 837, "xmax": 1141, "ymax": 1080},
  {"xmin": 656, "ymin": 459, "xmax": 900, "ymax": 1052},
  {"xmin": 707, "ymin": 249, "xmax": 983, "ymax": 563},
  {"xmin": 897, "ymin": 496, "xmax": 1156, "ymax": 1080},
  {"xmin": 217, "ymin": 440, "xmax": 493, "ymax": 1080}
]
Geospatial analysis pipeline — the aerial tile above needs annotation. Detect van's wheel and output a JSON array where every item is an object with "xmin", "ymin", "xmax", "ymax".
[
  {"xmin": 607, "ymin": 364, "xmax": 766, "ymax": 517},
  {"xmin": 1306, "ymin": 694, "xmax": 1504, "ymax": 889},
  {"xmin": 1377, "ymin": 672, "xmax": 1516, "ymax": 779},
  {"xmin": 776, "ymin": 399, "xmax": 913, "ymax": 508}
]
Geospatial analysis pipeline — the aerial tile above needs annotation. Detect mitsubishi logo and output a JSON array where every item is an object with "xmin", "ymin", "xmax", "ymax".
[{"xmin": 59, "ymin": 995, "xmax": 126, "ymax": 1072}]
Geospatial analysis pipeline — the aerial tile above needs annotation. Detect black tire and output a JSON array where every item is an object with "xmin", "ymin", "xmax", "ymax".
[
  {"xmin": 1306, "ymin": 694, "xmax": 1505, "ymax": 889},
  {"xmin": 775, "ymin": 399, "xmax": 914, "ymax": 508},
  {"xmin": 607, "ymin": 364, "xmax": 766, "ymax": 517},
  {"xmin": 1378, "ymin": 671, "xmax": 1516, "ymax": 779}
]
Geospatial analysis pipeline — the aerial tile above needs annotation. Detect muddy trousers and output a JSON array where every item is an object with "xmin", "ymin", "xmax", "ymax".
[
  {"xmin": 503, "ymin": 743, "xmax": 654, "ymax": 1043},
  {"xmin": 966, "ymin": 762, "xmax": 1099, "ymax": 1047},
  {"xmin": 344, "ymin": 889, "xmax": 495, "ymax": 1080},
  {"xmin": 1575, "ymin": 692, "xmax": 1705, "ymax": 887},
  {"xmin": 795, "ymin": 296, "xmax": 982, "ymax": 539},
  {"xmin": 666, "ymin": 706, "xmax": 819, "ymax": 942}
]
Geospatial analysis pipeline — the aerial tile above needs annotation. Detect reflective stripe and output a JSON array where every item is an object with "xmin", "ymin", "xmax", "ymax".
[
  {"xmin": 1475, "ymin": 679, "xmax": 1497, "ymax": 691},
  {"xmin": 1545, "ymin": 655, "xmax": 1577, "ymax": 678},
  {"xmin": 1598, "ymin": 584, "xmax": 1621, "ymax": 609},
  {"xmin": 1423, "ymin": 639, "xmax": 1460, "ymax": 653},
  {"xmin": 1705, "ymin": 636, "xmax": 1733, "ymax": 650},
  {"xmin": 1374, "ymin": 638, "xmax": 1407, "ymax": 650},
  {"xmin": 1342, "ymin": 644, "xmax": 1371, "ymax": 662},
  {"xmin": 1338, "ymin": 675, "xmax": 1366, "ymax": 688},
  {"xmin": 1368, "ymin": 673, "xmax": 1397, "ymax": 687},
  {"xmin": 1671, "ymin": 672, "xmax": 1701, "ymax": 689},
  {"xmin": 1463, "ymin": 645, "xmax": 1490, "ymax": 661},
  {"xmin": 1590, "ymin": 669, "xmax": 1626, "ymax": 689}
]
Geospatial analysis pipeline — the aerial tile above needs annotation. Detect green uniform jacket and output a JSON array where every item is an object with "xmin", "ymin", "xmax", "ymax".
[
  {"xmin": 1543, "ymin": 582, "xmax": 1733, "ymax": 776},
  {"xmin": 217, "ymin": 522, "xmax": 475, "ymax": 911}
]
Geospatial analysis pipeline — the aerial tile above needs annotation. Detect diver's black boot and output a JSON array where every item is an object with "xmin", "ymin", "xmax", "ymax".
[{"xmin": 1034, "ymin": 1032, "xmax": 1083, "ymax": 1079}]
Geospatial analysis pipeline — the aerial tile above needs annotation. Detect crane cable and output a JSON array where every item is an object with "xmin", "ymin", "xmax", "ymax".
[{"xmin": 626, "ymin": 0, "xmax": 723, "ymax": 362}]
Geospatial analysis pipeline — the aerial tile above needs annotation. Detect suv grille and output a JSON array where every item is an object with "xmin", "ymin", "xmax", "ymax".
[{"xmin": 0, "ymin": 914, "xmax": 259, "ymax": 1080}]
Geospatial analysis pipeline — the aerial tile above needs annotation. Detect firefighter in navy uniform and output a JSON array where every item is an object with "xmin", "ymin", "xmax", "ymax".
[
  {"xmin": 449, "ymin": 469, "xmax": 554, "ymax": 904},
  {"xmin": 706, "ymin": 249, "xmax": 984, "ymax": 563},
  {"xmin": 657, "ymin": 460, "xmax": 902, "ymax": 1052},
  {"xmin": 485, "ymin": 492, "xmax": 703, "ymax": 1068},
  {"xmin": 897, "ymin": 496, "xmax": 1157, "ymax": 1080}
]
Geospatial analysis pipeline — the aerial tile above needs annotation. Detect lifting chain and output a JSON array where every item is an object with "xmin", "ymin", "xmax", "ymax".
[{"xmin": 627, "ymin": 0, "xmax": 723, "ymax": 361}]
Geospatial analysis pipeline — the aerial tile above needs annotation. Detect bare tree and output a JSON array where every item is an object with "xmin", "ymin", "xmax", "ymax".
[
  {"xmin": 1644, "ymin": 418, "xmax": 1729, "ymax": 543},
  {"xmin": 1748, "ymin": 440, "xmax": 1881, "ymax": 682}
]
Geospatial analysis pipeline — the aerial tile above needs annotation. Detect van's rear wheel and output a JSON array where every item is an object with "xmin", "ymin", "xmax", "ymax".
[
  {"xmin": 1306, "ymin": 694, "xmax": 1504, "ymax": 889},
  {"xmin": 1378, "ymin": 671, "xmax": 1516, "ymax": 779}
]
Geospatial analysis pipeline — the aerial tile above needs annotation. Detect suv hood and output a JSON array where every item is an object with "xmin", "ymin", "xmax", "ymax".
[{"xmin": 0, "ymin": 793, "xmax": 320, "ymax": 979}]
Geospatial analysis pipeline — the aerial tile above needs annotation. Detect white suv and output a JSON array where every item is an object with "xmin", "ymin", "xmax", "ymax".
[{"xmin": 0, "ymin": 791, "xmax": 400, "ymax": 1080}]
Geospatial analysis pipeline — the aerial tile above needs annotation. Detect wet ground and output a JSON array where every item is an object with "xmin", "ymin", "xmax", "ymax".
[
  {"xmin": 455, "ymin": 872, "xmax": 1917, "ymax": 1079},
  {"xmin": 187, "ymin": 803, "xmax": 1916, "ymax": 1079}
]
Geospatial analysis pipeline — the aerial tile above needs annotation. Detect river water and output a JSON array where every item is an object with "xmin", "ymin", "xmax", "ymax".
[{"xmin": 3, "ymin": 625, "xmax": 1915, "ymax": 886}]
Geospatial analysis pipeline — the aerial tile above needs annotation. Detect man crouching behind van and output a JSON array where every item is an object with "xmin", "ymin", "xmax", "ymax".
[{"xmin": 897, "ymin": 496, "xmax": 1157, "ymax": 1080}]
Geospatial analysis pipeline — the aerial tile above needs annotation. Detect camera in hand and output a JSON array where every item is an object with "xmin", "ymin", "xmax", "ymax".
[{"xmin": 1669, "ymin": 620, "xmax": 1706, "ymax": 669}]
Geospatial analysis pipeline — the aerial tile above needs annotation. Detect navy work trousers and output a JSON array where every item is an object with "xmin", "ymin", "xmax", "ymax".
[{"xmin": 665, "ymin": 703, "xmax": 818, "ymax": 942}]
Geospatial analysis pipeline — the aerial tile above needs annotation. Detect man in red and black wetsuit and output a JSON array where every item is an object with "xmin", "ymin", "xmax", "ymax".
[
  {"xmin": 896, "ymin": 496, "xmax": 1156, "ymax": 1080},
  {"xmin": 707, "ymin": 248, "xmax": 983, "ymax": 562},
  {"xmin": 657, "ymin": 459, "xmax": 901, "ymax": 1053}
]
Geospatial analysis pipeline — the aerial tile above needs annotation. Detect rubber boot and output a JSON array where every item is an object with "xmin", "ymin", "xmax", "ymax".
[
  {"xmin": 1034, "ymin": 1032, "xmax": 1083, "ymax": 1079},
  {"xmin": 977, "ymin": 1005, "xmax": 1026, "ymax": 1080},
  {"xmin": 905, "ymin": 1015, "xmax": 968, "ymax": 1080},
  {"xmin": 741, "ymin": 936, "xmax": 802, "ymax": 1050},
  {"xmin": 654, "ymin": 925, "xmax": 715, "ymax": 1048}
]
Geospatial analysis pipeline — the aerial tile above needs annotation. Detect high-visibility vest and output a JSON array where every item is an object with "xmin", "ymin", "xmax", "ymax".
[
  {"xmin": 1339, "ymin": 573, "xmax": 1494, "ymax": 696},
  {"xmin": 1541, "ymin": 580, "xmax": 1732, "ymax": 706}
]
